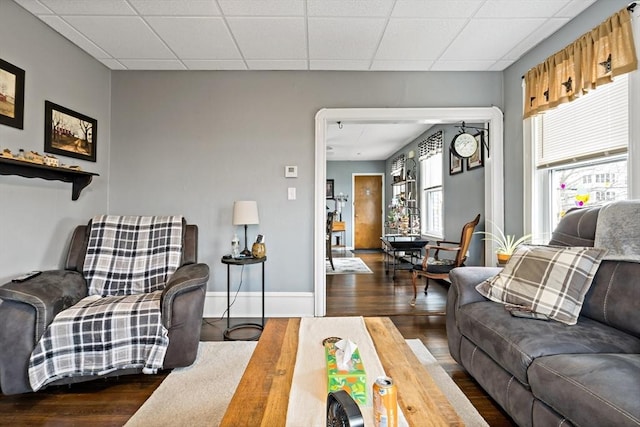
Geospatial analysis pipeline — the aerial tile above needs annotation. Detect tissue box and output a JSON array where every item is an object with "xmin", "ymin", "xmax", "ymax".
[{"xmin": 325, "ymin": 345, "xmax": 367, "ymax": 405}]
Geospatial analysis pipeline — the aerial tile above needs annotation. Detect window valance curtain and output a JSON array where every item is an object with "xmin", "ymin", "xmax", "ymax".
[
  {"xmin": 418, "ymin": 130, "xmax": 443, "ymax": 161},
  {"xmin": 524, "ymin": 7, "xmax": 637, "ymax": 118}
]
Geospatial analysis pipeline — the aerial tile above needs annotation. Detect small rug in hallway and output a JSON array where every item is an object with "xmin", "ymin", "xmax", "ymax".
[
  {"xmin": 326, "ymin": 257, "xmax": 373, "ymax": 274},
  {"xmin": 125, "ymin": 340, "xmax": 487, "ymax": 426}
]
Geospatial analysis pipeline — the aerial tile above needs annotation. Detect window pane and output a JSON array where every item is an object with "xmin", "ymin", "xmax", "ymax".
[
  {"xmin": 423, "ymin": 188, "xmax": 443, "ymax": 236},
  {"xmin": 550, "ymin": 158, "xmax": 627, "ymax": 228}
]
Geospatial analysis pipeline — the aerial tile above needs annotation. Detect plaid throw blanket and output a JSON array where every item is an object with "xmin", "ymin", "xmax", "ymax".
[
  {"xmin": 29, "ymin": 291, "xmax": 168, "ymax": 391},
  {"xmin": 83, "ymin": 215, "xmax": 184, "ymax": 296}
]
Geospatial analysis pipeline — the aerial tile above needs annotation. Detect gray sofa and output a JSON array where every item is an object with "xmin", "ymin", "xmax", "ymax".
[
  {"xmin": 447, "ymin": 206, "xmax": 640, "ymax": 427},
  {"xmin": 0, "ymin": 221, "xmax": 208, "ymax": 395}
]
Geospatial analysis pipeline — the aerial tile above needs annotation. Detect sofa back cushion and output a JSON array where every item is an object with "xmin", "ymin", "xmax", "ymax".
[{"xmin": 548, "ymin": 206, "xmax": 640, "ymax": 337}]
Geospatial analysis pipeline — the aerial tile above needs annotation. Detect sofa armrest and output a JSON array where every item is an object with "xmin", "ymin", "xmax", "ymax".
[
  {"xmin": 0, "ymin": 270, "xmax": 86, "ymax": 342},
  {"xmin": 161, "ymin": 263, "xmax": 209, "ymax": 328},
  {"xmin": 449, "ymin": 267, "xmax": 502, "ymax": 308}
]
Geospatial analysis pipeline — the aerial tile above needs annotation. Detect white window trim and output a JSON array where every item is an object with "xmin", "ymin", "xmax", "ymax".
[{"xmin": 524, "ymin": 9, "xmax": 640, "ymax": 237}]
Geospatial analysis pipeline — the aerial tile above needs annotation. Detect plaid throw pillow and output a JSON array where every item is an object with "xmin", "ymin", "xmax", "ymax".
[{"xmin": 476, "ymin": 245, "xmax": 607, "ymax": 325}]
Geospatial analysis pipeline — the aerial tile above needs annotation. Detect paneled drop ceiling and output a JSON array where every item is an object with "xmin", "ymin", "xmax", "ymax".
[
  {"xmin": 14, "ymin": 0, "xmax": 597, "ymax": 72},
  {"xmin": 13, "ymin": 0, "xmax": 599, "ymax": 160}
]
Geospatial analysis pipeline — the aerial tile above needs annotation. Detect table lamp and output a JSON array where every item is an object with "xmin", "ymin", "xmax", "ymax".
[{"xmin": 233, "ymin": 201, "xmax": 260, "ymax": 256}]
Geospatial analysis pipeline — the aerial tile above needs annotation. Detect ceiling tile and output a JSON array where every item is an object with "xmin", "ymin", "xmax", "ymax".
[
  {"xmin": 40, "ymin": 16, "xmax": 111, "ymax": 58},
  {"xmin": 217, "ymin": 0, "xmax": 304, "ymax": 16},
  {"xmin": 246, "ymin": 60, "xmax": 308, "ymax": 70},
  {"xmin": 391, "ymin": 0, "xmax": 484, "ymax": 18},
  {"xmin": 439, "ymin": 18, "xmax": 546, "ymax": 61},
  {"xmin": 488, "ymin": 60, "xmax": 514, "ymax": 71},
  {"xmin": 97, "ymin": 58, "xmax": 126, "ymax": 69},
  {"xmin": 39, "ymin": 0, "xmax": 136, "ymax": 15},
  {"xmin": 475, "ymin": 0, "xmax": 568, "ymax": 18},
  {"xmin": 502, "ymin": 18, "xmax": 569, "ymax": 60},
  {"xmin": 307, "ymin": 0, "xmax": 394, "ymax": 17},
  {"xmin": 430, "ymin": 60, "xmax": 495, "ymax": 71},
  {"xmin": 146, "ymin": 17, "xmax": 241, "ymax": 59},
  {"xmin": 119, "ymin": 59, "xmax": 187, "ymax": 70},
  {"xmin": 226, "ymin": 17, "xmax": 306, "ymax": 59},
  {"xmin": 370, "ymin": 60, "xmax": 433, "ymax": 71},
  {"xmin": 183, "ymin": 59, "xmax": 247, "ymax": 70},
  {"xmin": 12, "ymin": 0, "xmax": 54, "ymax": 15},
  {"xmin": 555, "ymin": 0, "xmax": 598, "ymax": 18},
  {"xmin": 375, "ymin": 18, "xmax": 467, "ymax": 60},
  {"xmin": 308, "ymin": 18, "xmax": 387, "ymax": 60},
  {"xmin": 310, "ymin": 60, "xmax": 371, "ymax": 70},
  {"xmin": 63, "ymin": 16, "xmax": 176, "ymax": 59},
  {"xmin": 128, "ymin": 0, "xmax": 221, "ymax": 16}
]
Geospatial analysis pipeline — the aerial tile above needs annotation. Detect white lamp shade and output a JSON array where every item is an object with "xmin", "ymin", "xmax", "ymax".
[{"xmin": 232, "ymin": 201, "xmax": 260, "ymax": 225}]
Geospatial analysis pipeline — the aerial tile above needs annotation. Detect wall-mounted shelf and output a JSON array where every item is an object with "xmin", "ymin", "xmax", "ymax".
[
  {"xmin": 0, "ymin": 157, "xmax": 98, "ymax": 200},
  {"xmin": 391, "ymin": 179, "xmax": 416, "ymax": 187}
]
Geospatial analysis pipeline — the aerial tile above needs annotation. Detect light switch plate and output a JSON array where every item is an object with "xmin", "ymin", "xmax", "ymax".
[
  {"xmin": 285, "ymin": 165, "xmax": 298, "ymax": 178},
  {"xmin": 288, "ymin": 187, "xmax": 296, "ymax": 200}
]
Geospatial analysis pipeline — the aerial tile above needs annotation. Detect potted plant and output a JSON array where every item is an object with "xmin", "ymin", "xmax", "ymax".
[{"xmin": 475, "ymin": 223, "xmax": 532, "ymax": 265}]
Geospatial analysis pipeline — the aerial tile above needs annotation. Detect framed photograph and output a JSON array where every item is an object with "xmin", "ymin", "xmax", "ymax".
[
  {"xmin": 44, "ymin": 101, "xmax": 97, "ymax": 162},
  {"xmin": 467, "ymin": 132, "xmax": 484, "ymax": 170},
  {"xmin": 0, "ymin": 58, "xmax": 25, "ymax": 130},
  {"xmin": 326, "ymin": 179, "xmax": 335, "ymax": 199},
  {"xmin": 449, "ymin": 150, "xmax": 462, "ymax": 175}
]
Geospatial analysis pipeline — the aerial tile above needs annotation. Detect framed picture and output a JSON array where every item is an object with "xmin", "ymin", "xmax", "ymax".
[
  {"xmin": 44, "ymin": 101, "xmax": 97, "ymax": 162},
  {"xmin": 0, "ymin": 58, "xmax": 25, "ymax": 130},
  {"xmin": 449, "ymin": 150, "xmax": 462, "ymax": 175},
  {"xmin": 467, "ymin": 132, "xmax": 484, "ymax": 170},
  {"xmin": 326, "ymin": 179, "xmax": 335, "ymax": 199}
]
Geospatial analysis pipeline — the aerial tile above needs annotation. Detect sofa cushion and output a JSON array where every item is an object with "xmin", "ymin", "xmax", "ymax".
[
  {"xmin": 476, "ymin": 245, "xmax": 607, "ymax": 325},
  {"xmin": 457, "ymin": 301, "xmax": 640, "ymax": 385},
  {"xmin": 529, "ymin": 353, "xmax": 640, "ymax": 427}
]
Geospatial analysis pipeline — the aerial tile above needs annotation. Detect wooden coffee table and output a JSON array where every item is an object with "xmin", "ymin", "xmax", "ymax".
[{"xmin": 220, "ymin": 317, "xmax": 462, "ymax": 426}]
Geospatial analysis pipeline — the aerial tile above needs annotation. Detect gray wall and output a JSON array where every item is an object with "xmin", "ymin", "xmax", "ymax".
[
  {"xmin": 2, "ymin": 0, "xmax": 623, "ymax": 299},
  {"xmin": 0, "ymin": 1, "xmax": 111, "ymax": 283},
  {"xmin": 502, "ymin": 0, "xmax": 631, "ymax": 237},
  {"xmin": 110, "ymin": 71, "xmax": 503, "ymax": 293},
  {"xmin": 327, "ymin": 160, "xmax": 386, "ymax": 248}
]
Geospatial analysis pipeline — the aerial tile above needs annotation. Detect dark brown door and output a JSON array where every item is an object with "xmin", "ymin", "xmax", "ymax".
[{"xmin": 354, "ymin": 175, "xmax": 383, "ymax": 249}]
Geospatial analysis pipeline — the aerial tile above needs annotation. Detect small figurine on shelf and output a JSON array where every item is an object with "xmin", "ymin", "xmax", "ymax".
[
  {"xmin": 1, "ymin": 148, "xmax": 13, "ymax": 158},
  {"xmin": 43, "ymin": 154, "xmax": 59, "ymax": 167}
]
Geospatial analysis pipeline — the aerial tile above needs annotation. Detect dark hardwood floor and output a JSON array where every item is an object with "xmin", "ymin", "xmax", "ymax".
[{"xmin": 0, "ymin": 251, "xmax": 514, "ymax": 426}]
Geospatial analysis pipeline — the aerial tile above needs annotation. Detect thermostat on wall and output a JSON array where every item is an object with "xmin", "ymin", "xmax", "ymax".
[{"xmin": 285, "ymin": 165, "xmax": 298, "ymax": 178}]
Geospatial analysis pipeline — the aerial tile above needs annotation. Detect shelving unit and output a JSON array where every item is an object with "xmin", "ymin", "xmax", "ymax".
[{"xmin": 0, "ymin": 157, "xmax": 98, "ymax": 200}]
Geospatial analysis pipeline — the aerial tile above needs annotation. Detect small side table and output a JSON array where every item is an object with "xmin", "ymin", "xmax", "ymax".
[{"xmin": 221, "ymin": 256, "xmax": 266, "ymax": 341}]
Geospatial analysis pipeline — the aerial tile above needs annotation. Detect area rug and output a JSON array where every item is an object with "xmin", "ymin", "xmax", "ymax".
[
  {"xmin": 326, "ymin": 257, "xmax": 373, "ymax": 274},
  {"xmin": 126, "ymin": 340, "xmax": 487, "ymax": 426},
  {"xmin": 124, "ymin": 341, "xmax": 256, "ymax": 427}
]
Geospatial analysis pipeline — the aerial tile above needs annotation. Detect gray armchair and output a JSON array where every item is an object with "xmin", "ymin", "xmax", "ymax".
[{"xmin": 0, "ymin": 219, "xmax": 209, "ymax": 395}]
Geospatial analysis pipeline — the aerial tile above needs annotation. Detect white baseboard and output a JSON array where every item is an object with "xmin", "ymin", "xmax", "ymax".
[{"xmin": 203, "ymin": 291, "xmax": 315, "ymax": 318}]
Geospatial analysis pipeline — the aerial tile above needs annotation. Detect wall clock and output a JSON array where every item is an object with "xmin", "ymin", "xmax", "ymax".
[{"xmin": 451, "ymin": 132, "xmax": 478, "ymax": 158}]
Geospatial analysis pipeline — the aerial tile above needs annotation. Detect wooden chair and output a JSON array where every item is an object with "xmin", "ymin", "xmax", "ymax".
[
  {"xmin": 326, "ymin": 211, "xmax": 335, "ymax": 270},
  {"xmin": 410, "ymin": 214, "xmax": 480, "ymax": 306}
]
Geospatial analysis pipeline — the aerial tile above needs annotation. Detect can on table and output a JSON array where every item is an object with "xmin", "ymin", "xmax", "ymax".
[{"xmin": 373, "ymin": 376, "xmax": 397, "ymax": 427}]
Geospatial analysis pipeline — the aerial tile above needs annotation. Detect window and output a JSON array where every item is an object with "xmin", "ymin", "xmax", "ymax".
[
  {"xmin": 532, "ymin": 74, "xmax": 629, "ymax": 234},
  {"xmin": 419, "ymin": 131, "xmax": 444, "ymax": 238}
]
